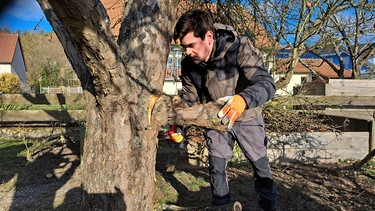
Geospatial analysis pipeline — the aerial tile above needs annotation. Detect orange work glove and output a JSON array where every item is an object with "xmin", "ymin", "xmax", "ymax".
[
  {"xmin": 217, "ymin": 95, "xmax": 247, "ymax": 130},
  {"xmin": 168, "ymin": 125, "xmax": 184, "ymax": 143}
]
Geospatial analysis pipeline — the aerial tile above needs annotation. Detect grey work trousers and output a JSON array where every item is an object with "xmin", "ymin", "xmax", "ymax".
[{"xmin": 206, "ymin": 115, "xmax": 276, "ymax": 210}]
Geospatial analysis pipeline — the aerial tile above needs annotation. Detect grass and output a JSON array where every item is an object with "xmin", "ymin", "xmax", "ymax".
[
  {"xmin": 154, "ymin": 169, "xmax": 212, "ymax": 209},
  {"xmin": 0, "ymin": 138, "xmax": 64, "ymax": 167},
  {"xmin": 1, "ymin": 138, "xmax": 375, "ymax": 210},
  {"xmin": 363, "ymin": 161, "xmax": 375, "ymax": 175},
  {"xmin": 363, "ymin": 161, "xmax": 375, "ymax": 186},
  {"xmin": 154, "ymin": 172, "xmax": 179, "ymax": 204},
  {"xmin": 1, "ymin": 175, "xmax": 18, "ymax": 191},
  {"xmin": 0, "ymin": 139, "xmax": 30, "ymax": 191},
  {"xmin": 173, "ymin": 171, "xmax": 208, "ymax": 192},
  {"xmin": 0, "ymin": 139, "xmax": 31, "ymax": 164}
]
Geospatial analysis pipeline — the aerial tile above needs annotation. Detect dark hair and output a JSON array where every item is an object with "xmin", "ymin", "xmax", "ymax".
[{"xmin": 173, "ymin": 9, "xmax": 214, "ymax": 43}]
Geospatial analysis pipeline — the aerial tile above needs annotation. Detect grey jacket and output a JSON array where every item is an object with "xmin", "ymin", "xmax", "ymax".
[{"xmin": 180, "ymin": 23, "xmax": 276, "ymax": 122}]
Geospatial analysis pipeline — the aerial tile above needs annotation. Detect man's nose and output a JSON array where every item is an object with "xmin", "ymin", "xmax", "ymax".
[{"xmin": 185, "ymin": 48, "xmax": 192, "ymax": 56}]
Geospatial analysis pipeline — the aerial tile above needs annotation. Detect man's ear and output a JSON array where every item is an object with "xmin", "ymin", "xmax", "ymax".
[{"xmin": 205, "ymin": 30, "xmax": 214, "ymax": 44}]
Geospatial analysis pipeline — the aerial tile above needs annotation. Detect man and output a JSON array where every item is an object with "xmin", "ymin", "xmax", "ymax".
[{"xmin": 171, "ymin": 9, "xmax": 277, "ymax": 210}]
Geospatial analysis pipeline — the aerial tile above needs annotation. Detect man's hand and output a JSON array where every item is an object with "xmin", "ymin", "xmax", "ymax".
[
  {"xmin": 217, "ymin": 95, "xmax": 246, "ymax": 130},
  {"xmin": 168, "ymin": 125, "xmax": 184, "ymax": 143}
]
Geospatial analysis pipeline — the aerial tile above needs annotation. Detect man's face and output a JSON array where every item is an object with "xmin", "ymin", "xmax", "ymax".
[{"xmin": 180, "ymin": 31, "xmax": 214, "ymax": 64}]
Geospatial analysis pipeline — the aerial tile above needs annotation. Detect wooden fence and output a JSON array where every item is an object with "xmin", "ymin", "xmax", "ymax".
[
  {"xmin": 326, "ymin": 79, "xmax": 375, "ymax": 97},
  {"xmin": 2, "ymin": 79, "xmax": 373, "ymax": 122},
  {"xmin": 0, "ymin": 84, "xmax": 374, "ymax": 162},
  {"xmin": 279, "ymin": 79, "xmax": 375, "ymax": 155},
  {"xmin": 0, "ymin": 94, "xmax": 85, "ymax": 123}
]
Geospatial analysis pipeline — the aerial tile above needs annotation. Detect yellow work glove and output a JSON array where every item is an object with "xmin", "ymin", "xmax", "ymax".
[
  {"xmin": 168, "ymin": 125, "xmax": 184, "ymax": 143},
  {"xmin": 217, "ymin": 95, "xmax": 247, "ymax": 130}
]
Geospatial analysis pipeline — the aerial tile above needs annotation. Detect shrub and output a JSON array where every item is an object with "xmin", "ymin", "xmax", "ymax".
[{"xmin": 0, "ymin": 73, "xmax": 21, "ymax": 94}]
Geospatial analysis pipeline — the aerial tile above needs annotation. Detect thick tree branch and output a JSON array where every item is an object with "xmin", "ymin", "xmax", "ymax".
[
  {"xmin": 37, "ymin": 0, "xmax": 94, "ymax": 93},
  {"xmin": 353, "ymin": 148, "xmax": 375, "ymax": 170},
  {"xmin": 151, "ymin": 95, "xmax": 228, "ymax": 131},
  {"xmin": 40, "ymin": 0, "xmax": 128, "ymax": 101}
]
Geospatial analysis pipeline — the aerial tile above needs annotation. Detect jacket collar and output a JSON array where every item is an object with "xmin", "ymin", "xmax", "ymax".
[{"xmin": 210, "ymin": 23, "xmax": 238, "ymax": 63}]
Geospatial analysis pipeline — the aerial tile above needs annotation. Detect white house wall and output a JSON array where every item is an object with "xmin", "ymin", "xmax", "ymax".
[
  {"xmin": 0, "ymin": 64, "xmax": 11, "ymax": 74},
  {"xmin": 163, "ymin": 80, "xmax": 182, "ymax": 95},
  {"xmin": 274, "ymin": 73, "xmax": 312, "ymax": 95}
]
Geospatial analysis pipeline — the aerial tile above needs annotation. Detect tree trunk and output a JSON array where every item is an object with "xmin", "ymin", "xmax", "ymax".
[
  {"xmin": 275, "ymin": 56, "xmax": 298, "ymax": 90},
  {"xmin": 38, "ymin": 0, "xmax": 181, "ymax": 210},
  {"xmin": 352, "ymin": 61, "xmax": 360, "ymax": 79}
]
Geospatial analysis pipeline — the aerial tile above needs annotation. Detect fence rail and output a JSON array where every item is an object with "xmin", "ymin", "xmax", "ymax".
[
  {"xmin": 277, "ymin": 95, "xmax": 375, "ymax": 107},
  {"xmin": 0, "ymin": 93, "xmax": 85, "ymax": 105},
  {"xmin": 0, "ymin": 94, "xmax": 85, "ymax": 123},
  {"xmin": 1, "ymin": 93, "xmax": 374, "ymax": 121},
  {"xmin": 325, "ymin": 79, "xmax": 375, "ymax": 97}
]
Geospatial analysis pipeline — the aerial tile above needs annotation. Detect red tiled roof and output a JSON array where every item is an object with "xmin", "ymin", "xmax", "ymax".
[
  {"xmin": 0, "ymin": 33, "xmax": 19, "ymax": 64},
  {"xmin": 176, "ymin": 2, "xmax": 275, "ymax": 49},
  {"xmin": 276, "ymin": 59, "xmax": 352, "ymax": 78},
  {"xmin": 101, "ymin": 0, "xmax": 123, "ymax": 38},
  {"xmin": 100, "ymin": 0, "xmax": 275, "ymax": 48}
]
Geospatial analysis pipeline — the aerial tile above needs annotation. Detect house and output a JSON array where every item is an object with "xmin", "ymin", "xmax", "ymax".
[
  {"xmin": 164, "ymin": 45, "xmax": 183, "ymax": 95},
  {"xmin": 317, "ymin": 43, "xmax": 375, "ymax": 77},
  {"xmin": 101, "ymin": 0, "xmax": 123, "ymax": 39},
  {"xmin": 0, "ymin": 33, "xmax": 27, "ymax": 85},
  {"xmin": 274, "ymin": 58, "xmax": 352, "ymax": 95},
  {"xmin": 274, "ymin": 41, "xmax": 375, "ymax": 95}
]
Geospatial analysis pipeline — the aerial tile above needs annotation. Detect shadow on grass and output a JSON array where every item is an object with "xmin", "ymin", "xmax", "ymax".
[
  {"xmin": 2, "ymin": 135, "xmax": 374, "ymax": 210},
  {"xmin": 154, "ymin": 139, "xmax": 375, "ymax": 211},
  {"xmin": 0, "ymin": 138, "xmax": 81, "ymax": 210}
]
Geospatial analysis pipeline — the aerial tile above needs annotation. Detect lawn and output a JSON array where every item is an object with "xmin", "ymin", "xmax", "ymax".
[{"xmin": 1, "ymin": 137, "xmax": 374, "ymax": 211}]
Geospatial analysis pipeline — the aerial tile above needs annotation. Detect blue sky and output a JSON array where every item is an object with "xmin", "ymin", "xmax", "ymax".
[{"xmin": 0, "ymin": 0, "xmax": 53, "ymax": 33}]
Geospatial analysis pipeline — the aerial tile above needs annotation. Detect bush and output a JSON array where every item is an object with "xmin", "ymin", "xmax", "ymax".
[{"xmin": 0, "ymin": 73, "xmax": 21, "ymax": 94}]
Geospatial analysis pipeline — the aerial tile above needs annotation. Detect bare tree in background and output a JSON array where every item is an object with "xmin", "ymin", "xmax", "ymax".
[
  {"xmin": 253, "ymin": 0, "xmax": 375, "ymax": 81},
  {"xmin": 246, "ymin": 0, "xmax": 354, "ymax": 89},
  {"xmin": 315, "ymin": 1, "xmax": 375, "ymax": 79},
  {"xmin": 178, "ymin": 0, "xmax": 373, "ymax": 88}
]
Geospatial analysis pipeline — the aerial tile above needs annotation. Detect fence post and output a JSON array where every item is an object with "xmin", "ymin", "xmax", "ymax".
[
  {"xmin": 325, "ymin": 83, "xmax": 332, "ymax": 96},
  {"xmin": 370, "ymin": 120, "xmax": 375, "ymax": 153}
]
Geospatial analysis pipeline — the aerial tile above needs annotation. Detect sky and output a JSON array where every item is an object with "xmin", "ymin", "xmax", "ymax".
[{"xmin": 0, "ymin": 0, "xmax": 53, "ymax": 33}]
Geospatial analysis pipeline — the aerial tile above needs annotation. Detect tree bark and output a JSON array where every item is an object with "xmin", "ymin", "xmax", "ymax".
[
  {"xmin": 37, "ymin": 0, "xmax": 181, "ymax": 210},
  {"xmin": 275, "ymin": 56, "xmax": 298, "ymax": 90},
  {"xmin": 36, "ymin": 0, "xmax": 228, "ymax": 210}
]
